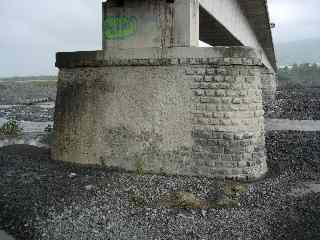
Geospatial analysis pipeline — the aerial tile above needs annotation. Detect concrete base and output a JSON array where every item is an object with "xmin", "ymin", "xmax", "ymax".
[{"xmin": 53, "ymin": 47, "xmax": 268, "ymax": 181}]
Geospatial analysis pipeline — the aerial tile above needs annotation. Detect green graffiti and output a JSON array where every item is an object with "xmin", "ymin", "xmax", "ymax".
[{"xmin": 104, "ymin": 16, "xmax": 137, "ymax": 40}]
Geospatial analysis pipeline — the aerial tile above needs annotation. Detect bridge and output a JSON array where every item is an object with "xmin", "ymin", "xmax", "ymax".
[
  {"xmin": 103, "ymin": 0, "xmax": 276, "ymax": 71},
  {"xmin": 53, "ymin": 0, "xmax": 277, "ymax": 181}
]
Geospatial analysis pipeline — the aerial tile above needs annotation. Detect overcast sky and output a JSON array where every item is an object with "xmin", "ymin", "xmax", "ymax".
[{"xmin": 0, "ymin": 0, "xmax": 319, "ymax": 77}]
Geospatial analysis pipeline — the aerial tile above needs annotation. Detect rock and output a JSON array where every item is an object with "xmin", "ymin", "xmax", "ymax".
[
  {"xmin": 68, "ymin": 173, "xmax": 77, "ymax": 178},
  {"xmin": 177, "ymin": 213, "xmax": 194, "ymax": 220},
  {"xmin": 201, "ymin": 209, "xmax": 207, "ymax": 217},
  {"xmin": 210, "ymin": 196, "xmax": 241, "ymax": 209},
  {"xmin": 160, "ymin": 191, "xmax": 205, "ymax": 209},
  {"xmin": 84, "ymin": 185, "xmax": 94, "ymax": 191},
  {"xmin": 173, "ymin": 192, "xmax": 203, "ymax": 209}
]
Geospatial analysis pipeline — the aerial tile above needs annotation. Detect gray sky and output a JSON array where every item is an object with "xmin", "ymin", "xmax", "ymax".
[{"xmin": 0, "ymin": 0, "xmax": 319, "ymax": 77}]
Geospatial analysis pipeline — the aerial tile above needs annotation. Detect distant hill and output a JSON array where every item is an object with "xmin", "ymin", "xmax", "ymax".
[
  {"xmin": 276, "ymin": 38, "xmax": 320, "ymax": 66},
  {"xmin": 0, "ymin": 75, "xmax": 57, "ymax": 82}
]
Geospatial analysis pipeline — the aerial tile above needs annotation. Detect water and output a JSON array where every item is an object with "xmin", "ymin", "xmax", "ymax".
[{"xmin": 265, "ymin": 118, "xmax": 320, "ymax": 131}]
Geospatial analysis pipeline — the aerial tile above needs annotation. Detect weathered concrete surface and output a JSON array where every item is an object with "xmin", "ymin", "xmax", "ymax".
[
  {"xmin": 101, "ymin": 0, "xmax": 276, "ymax": 73},
  {"xmin": 261, "ymin": 67, "xmax": 277, "ymax": 107},
  {"xmin": 103, "ymin": 0, "xmax": 199, "ymax": 49},
  {"xmin": 265, "ymin": 119, "xmax": 320, "ymax": 132},
  {"xmin": 53, "ymin": 47, "xmax": 267, "ymax": 180}
]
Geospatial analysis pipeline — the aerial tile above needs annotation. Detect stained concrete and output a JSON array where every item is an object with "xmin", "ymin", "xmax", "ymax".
[{"xmin": 102, "ymin": 0, "xmax": 199, "ymax": 49}]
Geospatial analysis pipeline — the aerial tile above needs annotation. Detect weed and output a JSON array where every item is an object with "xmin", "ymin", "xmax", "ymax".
[
  {"xmin": 0, "ymin": 118, "xmax": 23, "ymax": 137},
  {"xmin": 135, "ymin": 159, "xmax": 145, "ymax": 175}
]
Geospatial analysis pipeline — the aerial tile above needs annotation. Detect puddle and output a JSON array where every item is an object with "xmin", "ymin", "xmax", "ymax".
[{"xmin": 289, "ymin": 182, "xmax": 320, "ymax": 197}]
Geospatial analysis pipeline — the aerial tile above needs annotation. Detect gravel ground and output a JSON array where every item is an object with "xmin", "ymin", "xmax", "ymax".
[
  {"xmin": 0, "ymin": 131, "xmax": 320, "ymax": 240},
  {"xmin": 0, "ymin": 104, "xmax": 54, "ymax": 122},
  {"xmin": 266, "ymin": 87, "xmax": 320, "ymax": 120}
]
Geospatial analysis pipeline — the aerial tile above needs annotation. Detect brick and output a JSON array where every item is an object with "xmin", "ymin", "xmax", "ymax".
[
  {"xmin": 211, "ymin": 131, "xmax": 224, "ymax": 139},
  {"xmin": 226, "ymin": 90, "xmax": 238, "ymax": 97},
  {"xmin": 194, "ymin": 137, "xmax": 208, "ymax": 146},
  {"xmin": 239, "ymin": 90, "xmax": 247, "ymax": 97},
  {"xmin": 206, "ymin": 89, "xmax": 217, "ymax": 96},
  {"xmin": 220, "ymin": 83, "xmax": 231, "ymax": 89},
  {"xmin": 220, "ymin": 119, "xmax": 232, "ymax": 126},
  {"xmin": 199, "ymin": 83, "xmax": 213, "ymax": 89},
  {"xmin": 223, "ymin": 58, "xmax": 231, "ymax": 64},
  {"xmin": 189, "ymin": 82, "xmax": 200, "ymax": 89},
  {"xmin": 192, "ymin": 103, "xmax": 207, "ymax": 112},
  {"xmin": 223, "ymin": 154, "xmax": 233, "ymax": 161},
  {"xmin": 208, "ymin": 118, "xmax": 220, "ymax": 125},
  {"xmin": 206, "ymin": 68, "xmax": 216, "ymax": 75},
  {"xmin": 210, "ymin": 146, "xmax": 224, "ymax": 154},
  {"xmin": 213, "ymin": 75, "xmax": 224, "ymax": 82},
  {"xmin": 215, "ymin": 90, "xmax": 226, "ymax": 97},
  {"xmin": 223, "ymin": 133, "xmax": 234, "ymax": 140},
  {"xmin": 193, "ymin": 89, "xmax": 205, "ymax": 96},
  {"xmin": 232, "ymin": 98, "xmax": 241, "ymax": 104},
  {"xmin": 224, "ymin": 76, "xmax": 233, "ymax": 82},
  {"xmin": 231, "ymin": 119, "xmax": 241, "ymax": 125},
  {"xmin": 200, "ymin": 97, "xmax": 221, "ymax": 104},
  {"xmin": 206, "ymin": 104, "xmax": 218, "ymax": 112},
  {"xmin": 223, "ymin": 112, "xmax": 233, "ymax": 119},
  {"xmin": 204, "ymin": 76, "xmax": 214, "ymax": 82},
  {"xmin": 207, "ymin": 58, "xmax": 219, "ymax": 64},
  {"xmin": 221, "ymin": 97, "xmax": 232, "ymax": 104},
  {"xmin": 193, "ymin": 76, "xmax": 205, "ymax": 82},
  {"xmin": 231, "ymin": 58, "xmax": 242, "ymax": 64},
  {"xmin": 205, "ymin": 159, "xmax": 215, "ymax": 167}
]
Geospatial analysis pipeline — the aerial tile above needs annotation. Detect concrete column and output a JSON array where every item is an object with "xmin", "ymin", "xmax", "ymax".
[
  {"xmin": 173, "ymin": 0, "xmax": 199, "ymax": 47},
  {"xmin": 102, "ymin": 0, "xmax": 199, "ymax": 49},
  {"xmin": 261, "ymin": 67, "xmax": 277, "ymax": 108}
]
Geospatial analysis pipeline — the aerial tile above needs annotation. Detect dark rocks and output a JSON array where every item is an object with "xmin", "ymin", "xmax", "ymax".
[
  {"xmin": 1, "ymin": 130, "xmax": 320, "ymax": 240},
  {"xmin": 266, "ymin": 87, "xmax": 320, "ymax": 120}
]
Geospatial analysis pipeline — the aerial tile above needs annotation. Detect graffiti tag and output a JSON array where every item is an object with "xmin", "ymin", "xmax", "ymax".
[{"xmin": 104, "ymin": 16, "xmax": 137, "ymax": 40}]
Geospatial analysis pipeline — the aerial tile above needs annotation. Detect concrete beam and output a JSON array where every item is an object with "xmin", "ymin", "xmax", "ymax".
[
  {"xmin": 199, "ymin": 0, "xmax": 276, "ymax": 71},
  {"xmin": 102, "ymin": 0, "xmax": 276, "ymax": 71}
]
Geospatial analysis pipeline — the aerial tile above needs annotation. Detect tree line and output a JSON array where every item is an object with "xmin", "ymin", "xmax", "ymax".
[{"xmin": 278, "ymin": 63, "xmax": 320, "ymax": 84}]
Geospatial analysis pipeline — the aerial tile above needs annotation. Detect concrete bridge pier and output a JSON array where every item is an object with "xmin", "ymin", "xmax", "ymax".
[{"xmin": 52, "ymin": 0, "xmax": 276, "ymax": 181}]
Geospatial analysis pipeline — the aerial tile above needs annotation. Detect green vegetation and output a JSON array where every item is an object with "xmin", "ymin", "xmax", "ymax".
[
  {"xmin": 135, "ymin": 159, "xmax": 145, "ymax": 176},
  {"xmin": 278, "ymin": 63, "xmax": 320, "ymax": 84},
  {"xmin": 0, "ymin": 118, "xmax": 23, "ymax": 137}
]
